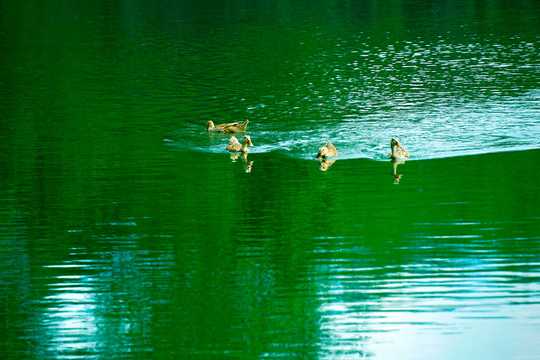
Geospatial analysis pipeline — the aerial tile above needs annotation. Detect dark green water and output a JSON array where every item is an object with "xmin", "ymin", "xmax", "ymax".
[{"xmin": 1, "ymin": 1, "xmax": 540, "ymax": 359}]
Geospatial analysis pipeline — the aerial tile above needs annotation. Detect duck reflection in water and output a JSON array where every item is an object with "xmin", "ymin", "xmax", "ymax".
[
  {"xmin": 318, "ymin": 159, "xmax": 336, "ymax": 171},
  {"xmin": 391, "ymin": 159, "xmax": 405, "ymax": 184},
  {"xmin": 230, "ymin": 153, "xmax": 254, "ymax": 173}
]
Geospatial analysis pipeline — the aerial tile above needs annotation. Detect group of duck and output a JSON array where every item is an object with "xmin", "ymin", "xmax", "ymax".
[{"xmin": 205, "ymin": 119, "xmax": 410, "ymax": 160}]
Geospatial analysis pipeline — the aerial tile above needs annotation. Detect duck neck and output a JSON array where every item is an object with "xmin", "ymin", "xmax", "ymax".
[{"xmin": 241, "ymin": 143, "xmax": 249, "ymax": 152}]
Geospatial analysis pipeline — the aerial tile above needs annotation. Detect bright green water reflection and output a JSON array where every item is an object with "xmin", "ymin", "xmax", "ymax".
[
  {"xmin": 1, "ymin": 0, "xmax": 539, "ymax": 359},
  {"xmin": 2, "ymin": 149, "xmax": 540, "ymax": 359}
]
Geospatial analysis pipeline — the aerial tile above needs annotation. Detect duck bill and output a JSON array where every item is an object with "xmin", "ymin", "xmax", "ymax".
[{"xmin": 248, "ymin": 139, "xmax": 253, "ymax": 146}]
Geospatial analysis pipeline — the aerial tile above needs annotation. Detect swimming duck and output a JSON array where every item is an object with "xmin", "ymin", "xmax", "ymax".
[
  {"xmin": 226, "ymin": 135, "xmax": 253, "ymax": 153},
  {"xmin": 206, "ymin": 120, "xmax": 249, "ymax": 133},
  {"xmin": 317, "ymin": 140, "xmax": 339, "ymax": 159},
  {"xmin": 388, "ymin": 137, "xmax": 409, "ymax": 159}
]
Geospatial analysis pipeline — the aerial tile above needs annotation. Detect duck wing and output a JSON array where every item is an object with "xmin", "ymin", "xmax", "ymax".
[
  {"xmin": 223, "ymin": 121, "xmax": 247, "ymax": 133},
  {"xmin": 237, "ymin": 120, "xmax": 249, "ymax": 131},
  {"xmin": 326, "ymin": 141, "xmax": 339, "ymax": 156},
  {"xmin": 220, "ymin": 122, "xmax": 239, "ymax": 130},
  {"xmin": 397, "ymin": 146, "xmax": 409, "ymax": 158},
  {"xmin": 226, "ymin": 136, "xmax": 241, "ymax": 151},
  {"xmin": 209, "ymin": 122, "xmax": 237, "ymax": 132}
]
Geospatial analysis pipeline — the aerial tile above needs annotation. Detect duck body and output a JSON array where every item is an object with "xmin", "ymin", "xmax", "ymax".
[
  {"xmin": 388, "ymin": 137, "xmax": 409, "ymax": 159},
  {"xmin": 206, "ymin": 120, "xmax": 249, "ymax": 133},
  {"xmin": 317, "ymin": 140, "xmax": 339, "ymax": 159},
  {"xmin": 226, "ymin": 135, "xmax": 254, "ymax": 153}
]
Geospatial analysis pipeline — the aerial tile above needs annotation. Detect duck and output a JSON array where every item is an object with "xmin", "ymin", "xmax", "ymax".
[
  {"xmin": 388, "ymin": 137, "xmax": 409, "ymax": 159},
  {"xmin": 206, "ymin": 120, "xmax": 249, "ymax": 133},
  {"xmin": 316, "ymin": 140, "xmax": 339, "ymax": 159},
  {"xmin": 226, "ymin": 135, "xmax": 253, "ymax": 153}
]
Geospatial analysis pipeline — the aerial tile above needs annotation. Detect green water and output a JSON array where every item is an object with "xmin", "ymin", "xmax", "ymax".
[{"xmin": 1, "ymin": 1, "xmax": 540, "ymax": 359}]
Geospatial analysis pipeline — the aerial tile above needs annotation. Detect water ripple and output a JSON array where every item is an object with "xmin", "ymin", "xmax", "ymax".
[{"xmin": 168, "ymin": 88, "xmax": 539, "ymax": 161}]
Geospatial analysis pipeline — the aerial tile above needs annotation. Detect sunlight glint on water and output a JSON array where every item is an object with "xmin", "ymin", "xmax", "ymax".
[{"xmin": 170, "ymin": 35, "xmax": 539, "ymax": 160}]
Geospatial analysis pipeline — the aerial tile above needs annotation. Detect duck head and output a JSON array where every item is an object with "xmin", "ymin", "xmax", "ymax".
[
  {"xmin": 242, "ymin": 135, "xmax": 254, "ymax": 146},
  {"xmin": 391, "ymin": 137, "xmax": 401, "ymax": 149},
  {"xmin": 317, "ymin": 140, "xmax": 338, "ymax": 159},
  {"xmin": 317, "ymin": 146, "xmax": 328, "ymax": 159},
  {"xmin": 206, "ymin": 121, "xmax": 215, "ymax": 130}
]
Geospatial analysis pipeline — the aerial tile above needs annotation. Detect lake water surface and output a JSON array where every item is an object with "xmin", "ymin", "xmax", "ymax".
[{"xmin": 1, "ymin": 1, "xmax": 539, "ymax": 359}]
